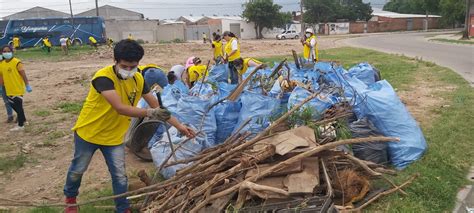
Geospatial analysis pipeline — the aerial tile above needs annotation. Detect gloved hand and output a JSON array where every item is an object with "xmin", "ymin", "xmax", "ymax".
[
  {"xmin": 146, "ymin": 108, "xmax": 171, "ymax": 121},
  {"xmin": 26, "ymin": 85, "xmax": 32, "ymax": 93}
]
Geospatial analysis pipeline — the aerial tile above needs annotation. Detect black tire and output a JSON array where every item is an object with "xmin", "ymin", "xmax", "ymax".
[
  {"xmin": 128, "ymin": 120, "xmax": 166, "ymax": 162},
  {"xmin": 281, "ymin": 36, "xmax": 286, "ymax": 40},
  {"xmin": 295, "ymin": 35, "xmax": 299, "ymax": 39},
  {"xmin": 72, "ymin": 39, "xmax": 82, "ymax": 46}
]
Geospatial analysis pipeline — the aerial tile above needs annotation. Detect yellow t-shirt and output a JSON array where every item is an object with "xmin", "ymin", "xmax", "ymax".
[
  {"xmin": 12, "ymin": 37, "xmax": 20, "ymax": 48},
  {"xmin": 224, "ymin": 37, "xmax": 240, "ymax": 62},
  {"xmin": 187, "ymin": 64, "xmax": 208, "ymax": 83},
  {"xmin": 239, "ymin": 58, "xmax": 262, "ymax": 75},
  {"xmin": 72, "ymin": 65, "xmax": 144, "ymax": 146},
  {"xmin": 89, "ymin": 36, "xmax": 97, "ymax": 44},
  {"xmin": 212, "ymin": 40, "xmax": 223, "ymax": 59},
  {"xmin": 43, "ymin": 38, "xmax": 52, "ymax": 47},
  {"xmin": 0, "ymin": 58, "xmax": 25, "ymax": 96}
]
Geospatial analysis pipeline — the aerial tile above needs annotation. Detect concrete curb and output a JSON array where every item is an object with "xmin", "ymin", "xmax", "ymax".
[{"xmin": 453, "ymin": 166, "xmax": 474, "ymax": 213}]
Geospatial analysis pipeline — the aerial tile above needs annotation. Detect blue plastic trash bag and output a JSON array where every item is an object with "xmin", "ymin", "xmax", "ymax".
[
  {"xmin": 234, "ymin": 91, "xmax": 279, "ymax": 138},
  {"xmin": 314, "ymin": 61, "xmax": 334, "ymax": 72},
  {"xmin": 214, "ymin": 83, "xmax": 241, "ymax": 144},
  {"xmin": 143, "ymin": 67, "xmax": 169, "ymax": 89},
  {"xmin": 189, "ymin": 82, "xmax": 215, "ymax": 97},
  {"xmin": 348, "ymin": 62, "xmax": 380, "ymax": 85},
  {"xmin": 319, "ymin": 66, "xmax": 348, "ymax": 87},
  {"xmin": 208, "ymin": 64, "xmax": 229, "ymax": 83},
  {"xmin": 288, "ymin": 86, "xmax": 334, "ymax": 119},
  {"xmin": 162, "ymin": 81, "xmax": 189, "ymax": 119},
  {"xmin": 149, "ymin": 125, "xmax": 207, "ymax": 179},
  {"xmin": 176, "ymin": 95, "xmax": 217, "ymax": 148},
  {"xmin": 355, "ymin": 80, "xmax": 427, "ymax": 169}
]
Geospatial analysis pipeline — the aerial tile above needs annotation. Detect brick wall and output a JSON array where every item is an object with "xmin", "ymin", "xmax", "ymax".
[
  {"xmin": 350, "ymin": 22, "xmax": 365, "ymax": 33},
  {"xmin": 352, "ymin": 16, "xmax": 440, "ymax": 33}
]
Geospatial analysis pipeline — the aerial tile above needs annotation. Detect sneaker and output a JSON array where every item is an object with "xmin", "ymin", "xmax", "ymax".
[
  {"xmin": 65, "ymin": 197, "xmax": 78, "ymax": 213},
  {"xmin": 9, "ymin": 125, "xmax": 24, "ymax": 131}
]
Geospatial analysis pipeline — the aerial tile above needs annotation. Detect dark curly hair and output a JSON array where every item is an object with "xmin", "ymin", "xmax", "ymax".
[{"xmin": 113, "ymin": 39, "xmax": 144, "ymax": 63}]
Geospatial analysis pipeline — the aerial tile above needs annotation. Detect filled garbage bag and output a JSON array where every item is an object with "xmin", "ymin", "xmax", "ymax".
[
  {"xmin": 314, "ymin": 61, "xmax": 334, "ymax": 72},
  {"xmin": 234, "ymin": 91, "xmax": 279, "ymax": 138},
  {"xmin": 189, "ymin": 82, "xmax": 215, "ymax": 98},
  {"xmin": 161, "ymin": 80, "xmax": 189, "ymax": 120},
  {"xmin": 176, "ymin": 95, "xmax": 217, "ymax": 148},
  {"xmin": 207, "ymin": 64, "xmax": 229, "ymax": 83},
  {"xmin": 349, "ymin": 117, "xmax": 389, "ymax": 165},
  {"xmin": 149, "ymin": 125, "xmax": 207, "ymax": 179},
  {"xmin": 288, "ymin": 86, "xmax": 335, "ymax": 118},
  {"xmin": 354, "ymin": 80, "xmax": 427, "ymax": 169},
  {"xmin": 214, "ymin": 82, "xmax": 241, "ymax": 144},
  {"xmin": 348, "ymin": 62, "xmax": 381, "ymax": 85}
]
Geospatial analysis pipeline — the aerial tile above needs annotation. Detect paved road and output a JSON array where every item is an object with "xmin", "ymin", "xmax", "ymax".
[{"xmin": 343, "ymin": 32, "xmax": 474, "ymax": 86}]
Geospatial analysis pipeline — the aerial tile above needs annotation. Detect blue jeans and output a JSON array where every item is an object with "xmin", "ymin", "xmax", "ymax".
[
  {"xmin": 0, "ymin": 86, "xmax": 13, "ymax": 118},
  {"xmin": 64, "ymin": 132, "xmax": 129, "ymax": 212},
  {"xmin": 228, "ymin": 61, "xmax": 239, "ymax": 84}
]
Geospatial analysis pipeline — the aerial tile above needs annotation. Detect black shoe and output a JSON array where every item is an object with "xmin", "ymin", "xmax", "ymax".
[{"xmin": 6, "ymin": 116, "xmax": 13, "ymax": 123}]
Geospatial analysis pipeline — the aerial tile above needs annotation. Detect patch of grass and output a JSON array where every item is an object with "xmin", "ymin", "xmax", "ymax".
[
  {"xmin": 429, "ymin": 38, "xmax": 474, "ymax": 45},
  {"xmin": 34, "ymin": 109, "xmax": 52, "ymax": 117},
  {"xmin": 0, "ymin": 154, "xmax": 27, "ymax": 172},
  {"xmin": 14, "ymin": 45, "xmax": 97, "ymax": 61},
  {"xmin": 260, "ymin": 47, "xmax": 474, "ymax": 212},
  {"xmin": 57, "ymin": 101, "xmax": 83, "ymax": 114}
]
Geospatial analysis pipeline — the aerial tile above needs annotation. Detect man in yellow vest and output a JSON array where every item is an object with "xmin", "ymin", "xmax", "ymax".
[
  {"xmin": 187, "ymin": 57, "xmax": 208, "ymax": 87},
  {"xmin": 89, "ymin": 36, "xmax": 98, "ymax": 50},
  {"xmin": 301, "ymin": 28, "xmax": 318, "ymax": 62},
  {"xmin": 233, "ymin": 57, "xmax": 264, "ymax": 81},
  {"xmin": 223, "ymin": 31, "xmax": 240, "ymax": 84},
  {"xmin": 42, "ymin": 37, "xmax": 52, "ymax": 53},
  {"xmin": 211, "ymin": 34, "xmax": 223, "ymax": 64},
  {"xmin": 12, "ymin": 35, "xmax": 21, "ymax": 50},
  {"xmin": 63, "ymin": 39, "xmax": 195, "ymax": 213}
]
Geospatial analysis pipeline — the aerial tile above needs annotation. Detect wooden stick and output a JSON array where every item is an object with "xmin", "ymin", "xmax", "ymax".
[
  {"xmin": 177, "ymin": 91, "xmax": 323, "ymax": 177},
  {"xmin": 227, "ymin": 64, "xmax": 263, "ymax": 101},
  {"xmin": 342, "ymin": 173, "xmax": 419, "ymax": 212},
  {"xmin": 189, "ymin": 136, "xmax": 398, "ymax": 212},
  {"xmin": 342, "ymin": 153, "xmax": 382, "ymax": 177}
]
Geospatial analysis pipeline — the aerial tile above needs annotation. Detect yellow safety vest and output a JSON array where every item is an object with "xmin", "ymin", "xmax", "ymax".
[
  {"xmin": 187, "ymin": 64, "xmax": 208, "ymax": 83},
  {"xmin": 0, "ymin": 58, "xmax": 25, "ymax": 96},
  {"xmin": 303, "ymin": 35, "xmax": 318, "ymax": 61},
  {"xmin": 43, "ymin": 38, "xmax": 52, "ymax": 47},
  {"xmin": 89, "ymin": 36, "xmax": 97, "ymax": 44},
  {"xmin": 12, "ymin": 37, "xmax": 20, "ymax": 48},
  {"xmin": 72, "ymin": 65, "xmax": 144, "ymax": 146},
  {"xmin": 212, "ymin": 40, "xmax": 223, "ymax": 59},
  {"xmin": 239, "ymin": 58, "xmax": 262, "ymax": 75},
  {"xmin": 224, "ymin": 37, "xmax": 240, "ymax": 62}
]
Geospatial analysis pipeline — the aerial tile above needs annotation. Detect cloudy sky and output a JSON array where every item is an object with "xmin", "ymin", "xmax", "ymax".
[{"xmin": 0, "ymin": 0, "xmax": 388, "ymax": 20}]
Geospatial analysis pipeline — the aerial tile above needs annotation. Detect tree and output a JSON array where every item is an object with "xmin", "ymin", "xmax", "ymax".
[
  {"xmin": 242, "ymin": 0, "xmax": 292, "ymax": 39},
  {"xmin": 303, "ymin": 0, "xmax": 372, "ymax": 24},
  {"xmin": 384, "ymin": 0, "xmax": 468, "ymax": 28},
  {"xmin": 439, "ymin": 0, "xmax": 466, "ymax": 27}
]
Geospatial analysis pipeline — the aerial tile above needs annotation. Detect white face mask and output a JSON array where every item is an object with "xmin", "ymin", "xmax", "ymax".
[
  {"xmin": 118, "ymin": 67, "xmax": 137, "ymax": 79},
  {"xmin": 305, "ymin": 33, "xmax": 311, "ymax": 37}
]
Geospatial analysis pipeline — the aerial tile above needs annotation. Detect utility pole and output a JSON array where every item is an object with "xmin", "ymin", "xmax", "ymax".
[
  {"xmin": 69, "ymin": 0, "xmax": 74, "ymax": 26},
  {"xmin": 95, "ymin": 0, "xmax": 99, "ymax": 16},
  {"xmin": 300, "ymin": 0, "xmax": 304, "ymax": 36},
  {"xmin": 462, "ymin": 0, "xmax": 470, "ymax": 39}
]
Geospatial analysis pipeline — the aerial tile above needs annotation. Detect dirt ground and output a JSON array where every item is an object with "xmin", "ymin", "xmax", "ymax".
[{"xmin": 0, "ymin": 37, "xmax": 442, "ymax": 208}]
